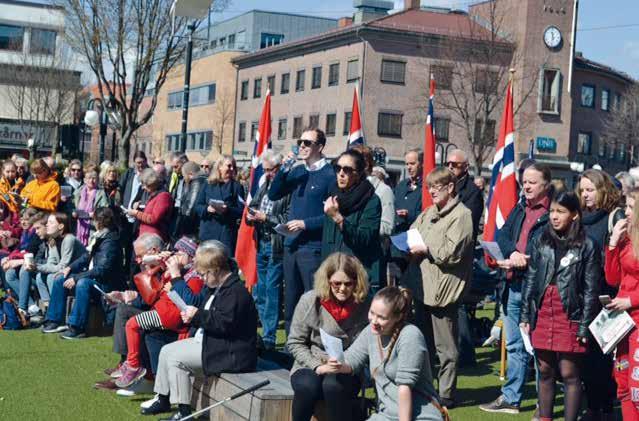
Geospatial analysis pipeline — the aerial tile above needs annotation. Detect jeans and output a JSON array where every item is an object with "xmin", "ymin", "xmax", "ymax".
[
  {"xmin": 4, "ymin": 267, "xmax": 35, "ymax": 311},
  {"xmin": 35, "ymin": 273, "xmax": 58, "ymax": 302},
  {"xmin": 283, "ymin": 247, "xmax": 322, "ymax": 334},
  {"xmin": 501, "ymin": 283, "xmax": 531, "ymax": 406},
  {"xmin": 253, "ymin": 240, "xmax": 283, "ymax": 346},
  {"xmin": 47, "ymin": 276, "xmax": 102, "ymax": 329}
]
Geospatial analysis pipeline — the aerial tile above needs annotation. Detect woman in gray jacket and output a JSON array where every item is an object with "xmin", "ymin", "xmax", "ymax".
[{"xmin": 287, "ymin": 252, "xmax": 370, "ymax": 421}]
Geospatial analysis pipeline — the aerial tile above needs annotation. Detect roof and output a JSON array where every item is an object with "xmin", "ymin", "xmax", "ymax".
[
  {"xmin": 0, "ymin": 0, "xmax": 63, "ymax": 9},
  {"xmin": 574, "ymin": 55, "xmax": 635, "ymax": 85}
]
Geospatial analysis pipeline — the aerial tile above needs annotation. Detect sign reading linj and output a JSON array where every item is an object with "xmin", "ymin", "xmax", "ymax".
[
  {"xmin": 0, "ymin": 122, "xmax": 54, "ymax": 148},
  {"xmin": 536, "ymin": 136, "xmax": 557, "ymax": 153}
]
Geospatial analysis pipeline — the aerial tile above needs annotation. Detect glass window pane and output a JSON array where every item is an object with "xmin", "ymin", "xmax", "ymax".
[
  {"xmin": 30, "ymin": 28, "xmax": 56, "ymax": 54},
  {"xmin": 0, "ymin": 24, "xmax": 24, "ymax": 51}
]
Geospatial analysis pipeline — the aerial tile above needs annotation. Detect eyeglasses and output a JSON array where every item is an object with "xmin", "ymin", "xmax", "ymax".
[
  {"xmin": 446, "ymin": 161, "xmax": 466, "ymax": 169},
  {"xmin": 296, "ymin": 139, "xmax": 317, "ymax": 148},
  {"xmin": 428, "ymin": 184, "xmax": 448, "ymax": 192},
  {"xmin": 330, "ymin": 280, "xmax": 355, "ymax": 289},
  {"xmin": 334, "ymin": 164, "xmax": 356, "ymax": 176}
]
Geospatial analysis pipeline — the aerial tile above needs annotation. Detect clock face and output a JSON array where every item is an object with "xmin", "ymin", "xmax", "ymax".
[{"xmin": 544, "ymin": 26, "xmax": 562, "ymax": 49}]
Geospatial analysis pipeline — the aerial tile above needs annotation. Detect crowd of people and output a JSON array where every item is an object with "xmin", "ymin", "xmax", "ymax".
[{"xmin": 3, "ymin": 127, "xmax": 639, "ymax": 421}]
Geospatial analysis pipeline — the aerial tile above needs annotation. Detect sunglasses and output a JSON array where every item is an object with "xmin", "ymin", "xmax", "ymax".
[
  {"xmin": 330, "ymin": 280, "xmax": 355, "ymax": 288},
  {"xmin": 446, "ymin": 161, "xmax": 466, "ymax": 169},
  {"xmin": 296, "ymin": 139, "xmax": 317, "ymax": 148},
  {"xmin": 70, "ymin": 168, "xmax": 81, "ymax": 172},
  {"xmin": 334, "ymin": 164, "xmax": 356, "ymax": 175}
]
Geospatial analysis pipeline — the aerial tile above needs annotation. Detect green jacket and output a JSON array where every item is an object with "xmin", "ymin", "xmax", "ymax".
[{"xmin": 321, "ymin": 194, "xmax": 383, "ymax": 288}]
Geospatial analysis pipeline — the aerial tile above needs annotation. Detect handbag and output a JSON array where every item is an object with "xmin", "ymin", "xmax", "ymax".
[{"xmin": 133, "ymin": 264, "xmax": 171, "ymax": 306}]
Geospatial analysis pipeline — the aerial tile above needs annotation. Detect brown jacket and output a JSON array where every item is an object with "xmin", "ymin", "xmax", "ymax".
[{"xmin": 408, "ymin": 197, "xmax": 474, "ymax": 307}]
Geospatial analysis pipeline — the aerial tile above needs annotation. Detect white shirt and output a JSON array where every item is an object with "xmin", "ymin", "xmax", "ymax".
[
  {"xmin": 305, "ymin": 157, "xmax": 329, "ymax": 172},
  {"xmin": 195, "ymin": 294, "xmax": 216, "ymax": 343}
]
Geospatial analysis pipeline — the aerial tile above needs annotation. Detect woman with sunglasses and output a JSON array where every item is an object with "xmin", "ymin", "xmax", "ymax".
[
  {"xmin": 287, "ymin": 252, "xmax": 370, "ymax": 421},
  {"xmin": 323, "ymin": 149, "xmax": 383, "ymax": 292}
]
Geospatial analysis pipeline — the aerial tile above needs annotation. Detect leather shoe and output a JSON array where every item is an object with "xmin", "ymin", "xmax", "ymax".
[
  {"xmin": 93, "ymin": 379, "xmax": 118, "ymax": 391},
  {"xmin": 159, "ymin": 412, "xmax": 187, "ymax": 421},
  {"xmin": 140, "ymin": 397, "xmax": 171, "ymax": 415}
]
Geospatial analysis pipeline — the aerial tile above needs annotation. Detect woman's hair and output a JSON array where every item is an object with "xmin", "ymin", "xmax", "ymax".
[
  {"xmin": 47, "ymin": 212, "xmax": 71, "ymax": 245},
  {"xmin": 2, "ymin": 160, "xmax": 16, "ymax": 171},
  {"xmin": 84, "ymin": 170, "xmax": 99, "ymax": 181},
  {"xmin": 576, "ymin": 169, "xmax": 622, "ymax": 213},
  {"xmin": 194, "ymin": 240, "xmax": 232, "ymax": 274},
  {"xmin": 540, "ymin": 191, "xmax": 585, "ymax": 248},
  {"xmin": 349, "ymin": 144, "xmax": 374, "ymax": 175},
  {"xmin": 20, "ymin": 207, "xmax": 40, "ymax": 225},
  {"xmin": 426, "ymin": 167, "xmax": 457, "ymax": 189},
  {"xmin": 627, "ymin": 188, "xmax": 639, "ymax": 257},
  {"xmin": 139, "ymin": 168, "xmax": 162, "ymax": 190},
  {"xmin": 371, "ymin": 286, "xmax": 413, "ymax": 376},
  {"xmin": 93, "ymin": 207, "xmax": 116, "ymax": 231},
  {"xmin": 100, "ymin": 164, "xmax": 119, "ymax": 183},
  {"xmin": 208, "ymin": 155, "xmax": 237, "ymax": 184},
  {"xmin": 313, "ymin": 253, "xmax": 369, "ymax": 304},
  {"xmin": 181, "ymin": 161, "xmax": 201, "ymax": 178},
  {"xmin": 334, "ymin": 149, "xmax": 367, "ymax": 179},
  {"xmin": 30, "ymin": 159, "xmax": 51, "ymax": 176}
]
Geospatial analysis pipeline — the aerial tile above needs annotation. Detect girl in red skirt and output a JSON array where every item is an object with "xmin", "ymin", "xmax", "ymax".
[
  {"xmin": 520, "ymin": 191, "xmax": 601, "ymax": 421},
  {"xmin": 605, "ymin": 188, "xmax": 639, "ymax": 420}
]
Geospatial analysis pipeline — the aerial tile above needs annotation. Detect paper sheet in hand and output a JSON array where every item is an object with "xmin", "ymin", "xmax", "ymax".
[
  {"xmin": 520, "ymin": 327, "xmax": 534, "ymax": 355},
  {"xmin": 60, "ymin": 186, "xmax": 73, "ymax": 198},
  {"xmin": 274, "ymin": 223, "xmax": 297, "ymax": 237},
  {"xmin": 480, "ymin": 241, "xmax": 505, "ymax": 261},
  {"xmin": 208, "ymin": 199, "xmax": 226, "ymax": 210},
  {"xmin": 167, "ymin": 290, "xmax": 188, "ymax": 312},
  {"xmin": 93, "ymin": 285, "xmax": 122, "ymax": 303},
  {"xmin": 391, "ymin": 229, "xmax": 425, "ymax": 253},
  {"xmin": 319, "ymin": 328, "xmax": 344, "ymax": 362},
  {"xmin": 589, "ymin": 308, "xmax": 636, "ymax": 354}
]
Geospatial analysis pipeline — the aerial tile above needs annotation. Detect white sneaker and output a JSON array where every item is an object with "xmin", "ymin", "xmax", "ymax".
[
  {"xmin": 140, "ymin": 394, "xmax": 159, "ymax": 409},
  {"xmin": 28, "ymin": 304, "xmax": 41, "ymax": 316}
]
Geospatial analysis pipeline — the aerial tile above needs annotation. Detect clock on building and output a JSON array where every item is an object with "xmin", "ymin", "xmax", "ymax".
[{"xmin": 543, "ymin": 26, "xmax": 562, "ymax": 49}]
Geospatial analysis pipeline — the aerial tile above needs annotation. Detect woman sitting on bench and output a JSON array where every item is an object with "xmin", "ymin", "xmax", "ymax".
[{"xmin": 287, "ymin": 252, "xmax": 370, "ymax": 421}]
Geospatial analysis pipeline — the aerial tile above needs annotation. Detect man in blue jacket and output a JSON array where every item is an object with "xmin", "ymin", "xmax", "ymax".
[{"xmin": 268, "ymin": 127, "xmax": 335, "ymax": 333}]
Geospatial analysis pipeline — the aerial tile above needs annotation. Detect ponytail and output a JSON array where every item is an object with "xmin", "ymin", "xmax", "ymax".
[{"xmin": 372, "ymin": 286, "xmax": 413, "ymax": 377}]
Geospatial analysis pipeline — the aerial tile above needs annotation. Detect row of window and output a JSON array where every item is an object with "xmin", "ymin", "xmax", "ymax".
[
  {"xmin": 165, "ymin": 131, "xmax": 214, "ymax": 152},
  {"xmin": 167, "ymin": 84, "xmax": 216, "ymax": 110},
  {"xmin": 576, "ymin": 132, "xmax": 628, "ymax": 162},
  {"xmin": 580, "ymin": 84, "xmax": 622, "ymax": 111},
  {"xmin": 0, "ymin": 24, "xmax": 56, "ymax": 55}
]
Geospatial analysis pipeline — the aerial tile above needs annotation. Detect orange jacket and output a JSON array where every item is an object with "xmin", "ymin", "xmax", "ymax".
[
  {"xmin": 0, "ymin": 177, "xmax": 24, "ymax": 213},
  {"xmin": 20, "ymin": 173, "xmax": 60, "ymax": 212}
]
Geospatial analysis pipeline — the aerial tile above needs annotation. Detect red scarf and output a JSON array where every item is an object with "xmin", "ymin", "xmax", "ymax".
[{"xmin": 321, "ymin": 298, "xmax": 357, "ymax": 324}]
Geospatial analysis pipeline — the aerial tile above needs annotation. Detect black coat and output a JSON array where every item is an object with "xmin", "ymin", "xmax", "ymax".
[
  {"xmin": 393, "ymin": 178, "xmax": 422, "ymax": 233},
  {"xmin": 72, "ymin": 230, "xmax": 124, "ymax": 291},
  {"xmin": 456, "ymin": 174, "xmax": 484, "ymax": 239},
  {"xmin": 194, "ymin": 180, "xmax": 245, "ymax": 253},
  {"xmin": 190, "ymin": 273, "xmax": 258, "ymax": 376},
  {"xmin": 520, "ymin": 235, "xmax": 601, "ymax": 338},
  {"xmin": 180, "ymin": 175, "xmax": 207, "ymax": 218}
]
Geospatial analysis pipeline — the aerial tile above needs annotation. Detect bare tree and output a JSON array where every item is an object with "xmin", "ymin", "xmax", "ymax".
[
  {"xmin": 57, "ymin": 0, "xmax": 229, "ymax": 164},
  {"xmin": 212, "ymin": 88, "xmax": 235, "ymax": 155},
  {"xmin": 603, "ymin": 83, "xmax": 639, "ymax": 164}
]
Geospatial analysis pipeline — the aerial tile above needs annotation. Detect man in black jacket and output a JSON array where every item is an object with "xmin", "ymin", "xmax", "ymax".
[
  {"xmin": 176, "ymin": 161, "xmax": 206, "ymax": 237},
  {"xmin": 119, "ymin": 151, "xmax": 148, "ymax": 278},
  {"xmin": 393, "ymin": 149, "xmax": 423, "ymax": 233}
]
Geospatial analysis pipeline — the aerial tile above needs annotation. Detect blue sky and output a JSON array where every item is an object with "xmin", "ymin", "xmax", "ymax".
[{"xmin": 210, "ymin": 0, "xmax": 639, "ymax": 79}]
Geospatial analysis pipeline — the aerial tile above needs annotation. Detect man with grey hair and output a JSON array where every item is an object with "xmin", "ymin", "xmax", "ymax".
[{"xmin": 245, "ymin": 149, "xmax": 290, "ymax": 350}]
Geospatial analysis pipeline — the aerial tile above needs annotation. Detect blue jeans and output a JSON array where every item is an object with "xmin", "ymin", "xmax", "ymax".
[
  {"xmin": 4, "ymin": 267, "xmax": 35, "ymax": 310},
  {"xmin": 47, "ymin": 276, "xmax": 102, "ymax": 329},
  {"xmin": 35, "ymin": 273, "xmax": 58, "ymax": 303},
  {"xmin": 501, "ymin": 283, "xmax": 531, "ymax": 405},
  {"xmin": 253, "ymin": 240, "xmax": 283, "ymax": 346}
]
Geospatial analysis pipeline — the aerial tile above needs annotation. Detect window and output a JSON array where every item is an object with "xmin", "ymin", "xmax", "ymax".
[
  {"xmin": 347, "ymin": 59, "xmax": 359, "ymax": 83},
  {"xmin": 205, "ymin": 132, "xmax": 213, "ymax": 150},
  {"xmin": 614, "ymin": 93, "xmax": 622, "ymax": 111},
  {"xmin": 598, "ymin": 138, "xmax": 607, "ymax": 157},
  {"xmin": 260, "ymin": 33, "xmax": 284, "ymax": 49},
  {"xmin": 168, "ymin": 91, "xmax": 184, "ymax": 110},
  {"xmin": 312, "ymin": 66, "xmax": 322, "ymax": 89},
  {"xmin": 434, "ymin": 118, "xmax": 450, "ymax": 142},
  {"xmin": 328, "ymin": 63, "xmax": 340, "ymax": 86},
  {"xmin": 240, "ymin": 80, "xmax": 249, "ymax": 100},
  {"xmin": 30, "ymin": 28, "xmax": 56, "ymax": 55},
  {"xmin": 430, "ymin": 65, "xmax": 453, "ymax": 90},
  {"xmin": 474, "ymin": 119, "xmax": 496, "ymax": 144},
  {"xmin": 219, "ymin": 37, "xmax": 226, "ymax": 48},
  {"xmin": 228, "ymin": 34, "xmax": 236, "ymax": 49},
  {"xmin": 378, "ymin": 112, "xmax": 403, "ymax": 137},
  {"xmin": 619, "ymin": 144, "xmax": 627, "ymax": 162},
  {"xmin": 238, "ymin": 122, "xmax": 246, "ymax": 143},
  {"xmin": 539, "ymin": 69, "xmax": 561, "ymax": 114},
  {"xmin": 267, "ymin": 75, "xmax": 275, "ymax": 95},
  {"xmin": 0, "ymin": 24, "xmax": 23, "ymax": 51},
  {"xmin": 189, "ymin": 84, "xmax": 215, "ymax": 106},
  {"xmin": 253, "ymin": 78, "xmax": 262, "ymax": 99},
  {"xmin": 188, "ymin": 133, "xmax": 196, "ymax": 150},
  {"xmin": 296, "ymin": 70, "xmax": 305, "ymax": 92},
  {"xmin": 577, "ymin": 132, "xmax": 592, "ymax": 154},
  {"xmin": 474, "ymin": 69, "xmax": 498, "ymax": 94},
  {"xmin": 581, "ymin": 84, "xmax": 595, "ymax": 108},
  {"xmin": 381, "ymin": 60, "xmax": 406, "ymax": 84},
  {"xmin": 309, "ymin": 114, "xmax": 320, "ymax": 128},
  {"xmin": 210, "ymin": 39, "xmax": 217, "ymax": 49},
  {"xmin": 236, "ymin": 31, "xmax": 246, "ymax": 49},
  {"xmin": 250, "ymin": 121, "xmax": 259, "ymax": 142},
  {"xmin": 281, "ymin": 73, "xmax": 290, "ymax": 94},
  {"xmin": 608, "ymin": 142, "xmax": 616, "ymax": 160},
  {"xmin": 278, "ymin": 119, "xmax": 287, "ymax": 140},
  {"xmin": 326, "ymin": 113, "xmax": 336, "ymax": 136},
  {"xmin": 293, "ymin": 117, "xmax": 304, "ymax": 139},
  {"xmin": 601, "ymin": 89, "xmax": 610, "ymax": 111},
  {"xmin": 343, "ymin": 112, "xmax": 352, "ymax": 135}
]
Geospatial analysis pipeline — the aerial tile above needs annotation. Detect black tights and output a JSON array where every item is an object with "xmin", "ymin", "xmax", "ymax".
[
  {"xmin": 537, "ymin": 350, "xmax": 582, "ymax": 421},
  {"xmin": 290, "ymin": 369, "xmax": 358, "ymax": 421}
]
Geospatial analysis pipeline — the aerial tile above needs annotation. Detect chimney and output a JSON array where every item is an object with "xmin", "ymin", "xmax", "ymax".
[
  {"xmin": 338, "ymin": 17, "xmax": 353, "ymax": 27},
  {"xmin": 353, "ymin": 0, "xmax": 394, "ymax": 23},
  {"xmin": 405, "ymin": 0, "xmax": 421, "ymax": 10}
]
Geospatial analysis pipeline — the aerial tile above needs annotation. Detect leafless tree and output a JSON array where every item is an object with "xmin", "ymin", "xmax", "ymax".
[
  {"xmin": 57, "ymin": 0, "xmax": 229, "ymax": 164},
  {"xmin": 603, "ymin": 83, "xmax": 639, "ymax": 164},
  {"xmin": 212, "ymin": 88, "xmax": 235, "ymax": 155}
]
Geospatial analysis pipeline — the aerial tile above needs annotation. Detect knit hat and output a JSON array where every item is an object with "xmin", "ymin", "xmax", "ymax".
[{"xmin": 173, "ymin": 236, "xmax": 198, "ymax": 257}]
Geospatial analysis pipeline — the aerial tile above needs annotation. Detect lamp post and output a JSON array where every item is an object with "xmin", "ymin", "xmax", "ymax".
[{"xmin": 84, "ymin": 97, "xmax": 122, "ymax": 163}]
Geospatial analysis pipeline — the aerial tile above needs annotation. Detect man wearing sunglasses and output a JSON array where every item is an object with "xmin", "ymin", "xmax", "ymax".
[{"xmin": 269, "ymin": 127, "xmax": 336, "ymax": 334}]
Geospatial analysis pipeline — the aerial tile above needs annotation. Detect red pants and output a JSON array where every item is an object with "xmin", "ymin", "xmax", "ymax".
[
  {"xmin": 125, "ymin": 317, "xmax": 143, "ymax": 368},
  {"xmin": 614, "ymin": 328, "xmax": 639, "ymax": 420}
]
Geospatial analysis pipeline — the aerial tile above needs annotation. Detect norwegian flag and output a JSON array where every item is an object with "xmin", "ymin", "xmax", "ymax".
[
  {"xmin": 421, "ymin": 74, "xmax": 437, "ymax": 210},
  {"xmin": 347, "ymin": 86, "xmax": 364, "ymax": 147},
  {"xmin": 235, "ymin": 89, "xmax": 272, "ymax": 289},
  {"xmin": 484, "ymin": 80, "xmax": 518, "ymax": 255}
]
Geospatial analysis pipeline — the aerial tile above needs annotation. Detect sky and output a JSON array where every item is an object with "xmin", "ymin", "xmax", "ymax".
[{"xmin": 208, "ymin": 0, "xmax": 639, "ymax": 79}]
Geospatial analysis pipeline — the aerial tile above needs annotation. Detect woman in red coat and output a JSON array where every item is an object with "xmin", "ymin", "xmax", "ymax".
[
  {"xmin": 126, "ymin": 168, "xmax": 173, "ymax": 242},
  {"xmin": 605, "ymin": 188, "xmax": 639, "ymax": 420}
]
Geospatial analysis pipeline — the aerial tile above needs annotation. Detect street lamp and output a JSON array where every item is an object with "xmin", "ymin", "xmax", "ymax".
[
  {"xmin": 171, "ymin": 0, "xmax": 214, "ymax": 153},
  {"xmin": 83, "ymin": 97, "xmax": 122, "ymax": 163}
]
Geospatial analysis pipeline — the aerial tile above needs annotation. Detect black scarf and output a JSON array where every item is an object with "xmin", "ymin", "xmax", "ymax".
[{"xmin": 331, "ymin": 179, "xmax": 375, "ymax": 216}]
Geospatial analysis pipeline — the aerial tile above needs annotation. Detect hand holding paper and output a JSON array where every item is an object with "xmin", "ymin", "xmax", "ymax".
[{"xmin": 320, "ymin": 328, "xmax": 344, "ymax": 362}]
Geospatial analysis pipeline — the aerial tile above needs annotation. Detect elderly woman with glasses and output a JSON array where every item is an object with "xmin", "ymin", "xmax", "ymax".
[
  {"xmin": 287, "ymin": 252, "xmax": 370, "ymax": 421},
  {"xmin": 126, "ymin": 168, "xmax": 173, "ymax": 242},
  {"xmin": 322, "ymin": 148, "xmax": 384, "ymax": 292},
  {"xmin": 194, "ymin": 155, "xmax": 245, "ymax": 253}
]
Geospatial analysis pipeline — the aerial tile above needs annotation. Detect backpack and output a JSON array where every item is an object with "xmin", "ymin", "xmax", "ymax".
[{"xmin": 0, "ymin": 292, "xmax": 28, "ymax": 330}]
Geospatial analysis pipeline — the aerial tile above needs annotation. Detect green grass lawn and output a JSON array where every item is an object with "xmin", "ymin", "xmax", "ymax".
[{"xmin": 0, "ymin": 310, "xmax": 581, "ymax": 420}]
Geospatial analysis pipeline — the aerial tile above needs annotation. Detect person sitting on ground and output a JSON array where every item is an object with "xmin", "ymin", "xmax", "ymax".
[
  {"xmin": 41, "ymin": 208, "xmax": 120, "ymax": 338},
  {"xmin": 287, "ymin": 253, "xmax": 371, "ymax": 421},
  {"xmin": 141, "ymin": 240, "xmax": 258, "ymax": 420},
  {"xmin": 73, "ymin": 169, "xmax": 109, "ymax": 246},
  {"xmin": 317, "ymin": 286, "xmax": 445, "ymax": 421},
  {"xmin": 125, "ymin": 168, "xmax": 173, "ymax": 242},
  {"xmin": 20, "ymin": 159, "xmax": 61, "ymax": 212}
]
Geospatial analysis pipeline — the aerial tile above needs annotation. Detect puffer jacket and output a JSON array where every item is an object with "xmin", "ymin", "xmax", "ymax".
[
  {"xmin": 520, "ymin": 235, "xmax": 601, "ymax": 338},
  {"xmin": 20, "ymin": 173, "xmax": 61, "ymax": 211}
]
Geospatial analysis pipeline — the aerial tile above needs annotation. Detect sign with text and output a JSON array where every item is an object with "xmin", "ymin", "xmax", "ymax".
[
  {"xmin": 536, "ymin": 137, "xmax": 557, "ymax": 153},
  {"xmin": 0, "ymin": 121, "xmax": 54, "ymax": 149}
]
